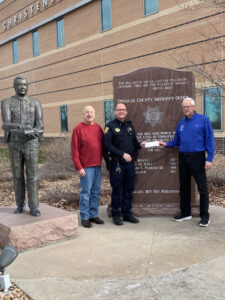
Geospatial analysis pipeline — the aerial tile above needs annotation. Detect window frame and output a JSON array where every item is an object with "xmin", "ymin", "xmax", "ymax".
[
  {"xmin": 32, "ymin": 30, "xmax": 39, "ymax": 57},
  {"xmin": 56, "ymin": 18, "xmax": 65, "ymax": 48},
  {"xmin": 104, "ymin": 100, "xmax": 114, "ymax": 125},
  {"xmin": 12, "ymin": 39, "xmax": 18, "ymax": 64},
  {"xmin": 60, "ymin": 105, "xmax": 69, "ymax": 133},
  {"xmin": 203, "ymin": 86, "xmax": 223, "ymax": 132},
  {"xmin": 143, "ymin": 0, "xmax": 158, "ymax": 17},
  {"xmin": 100, "ymin": 0, "xmax": 112, "ymax": 32}
]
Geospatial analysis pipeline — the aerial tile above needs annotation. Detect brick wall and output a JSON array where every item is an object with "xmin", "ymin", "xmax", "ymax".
[{"xmin": 215, "ymin": 137, "xmax": 225, "ymax": 155}]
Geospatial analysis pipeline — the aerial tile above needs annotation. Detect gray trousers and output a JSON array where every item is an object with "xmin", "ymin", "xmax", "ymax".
[{"xmin": 8, "ymin": 138, "xmax": 40, "ymax": 210}]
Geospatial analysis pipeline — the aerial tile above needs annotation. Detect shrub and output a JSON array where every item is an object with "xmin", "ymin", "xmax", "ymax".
[
  {"xmin": 39, "ymin": 137, "xmax": 75, "ymax": 180},
  {"xmin": 0, "ymin": 146, "xmax": 12, "ymax": 182},
  {"xmin": 207, "ymin": 154, "xmax": 225, "ymax": 184}
]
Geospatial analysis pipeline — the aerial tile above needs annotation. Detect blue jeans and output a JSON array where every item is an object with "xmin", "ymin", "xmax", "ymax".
[{"xmin": 80, "ymin": 166, "xmax": 102, "ymax": 220}]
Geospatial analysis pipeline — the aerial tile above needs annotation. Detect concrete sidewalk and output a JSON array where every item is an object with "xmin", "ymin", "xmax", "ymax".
[{"xmin": 8, "ymin": 205, "xmax": 225, "ymax": 300}]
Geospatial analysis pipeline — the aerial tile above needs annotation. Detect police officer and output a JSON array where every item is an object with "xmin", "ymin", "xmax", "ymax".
[
  {"xmin": 1, "ymin": 76, "xmax": 44, "ymax": 217},
  {"xmin": 104, "ymin": 103, "xmax": 145, "ymax": 225}
]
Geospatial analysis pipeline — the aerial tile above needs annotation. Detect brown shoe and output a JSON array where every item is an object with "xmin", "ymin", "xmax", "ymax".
[
  {"xmin": 81, "ymin": 219, "xmax": 92, "ymax": 228},
  {"xmin": 89, "ymin": 217, "xmax": 104, "ymax": 224}
]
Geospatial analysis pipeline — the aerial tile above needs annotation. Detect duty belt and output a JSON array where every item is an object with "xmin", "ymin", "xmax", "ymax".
[{"xmin": 112, "ymin": 156, "xmax": 135, "ymax": 164}]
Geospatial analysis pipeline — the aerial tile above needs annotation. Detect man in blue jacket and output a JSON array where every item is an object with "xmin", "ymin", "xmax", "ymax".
[{"xmin": 159, "ymin": 97, "xmax": 214, "ymax": 227}]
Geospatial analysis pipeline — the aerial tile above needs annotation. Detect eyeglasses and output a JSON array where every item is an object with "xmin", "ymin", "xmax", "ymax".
[
  {"xmin": 116, "ymin": 109, "xmax": 127, "ymax": 112},
  {"xmin": 182, "ymin": 105, "xmax": 193, "ymax": 109}
]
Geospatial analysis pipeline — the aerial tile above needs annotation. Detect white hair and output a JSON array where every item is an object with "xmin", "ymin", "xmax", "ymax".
[
  {"xmin": 182, "ymin": 97, "xmax": 195, "ymax": 106},
  {"xmin": 82, "ymin": 105, "xmax": 95, "ymax": 113}
]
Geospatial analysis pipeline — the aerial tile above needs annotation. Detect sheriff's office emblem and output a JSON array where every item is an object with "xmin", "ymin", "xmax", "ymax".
[
  {"xmin": 143, "ymin": 106, "xmax": 163, "ymax": 127},
  {"xmin": 104, "ymin": 127, "xmax": 109, "ymax": 134},
  {"xmin": 115, "ymin": 128, "xmax": 120, "ymax": 132}
]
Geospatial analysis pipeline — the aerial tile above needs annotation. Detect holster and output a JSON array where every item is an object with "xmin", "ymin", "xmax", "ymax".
[{"xmin": 106, "ymin": 156, "xmax": 113, "ymax": 171}]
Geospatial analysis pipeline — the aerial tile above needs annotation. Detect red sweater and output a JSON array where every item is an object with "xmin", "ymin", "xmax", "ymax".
[{"xmin": 71, "ymin": 122, "xmax": 103, "ymax": 171}]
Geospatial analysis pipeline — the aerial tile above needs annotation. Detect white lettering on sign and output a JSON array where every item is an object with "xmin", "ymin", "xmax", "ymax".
[
  {"xmin": 8, "ymin": 18, "xmax": 12, "ymax": 27},
  {"xmin": 36, "ymin": 2, "xmax": 41, "ymax": 11},
  {"xmin": 2, "ymin": 0, "xmax": 58, "ymax": 31},
  {"xmin": 43, "ymin": 0, "xmax": 48, "ymax": 8},
  {"xmin": 14, "ymin": 15, "xmax": 18, "ymax": 24},
  {"xmin": 24, "ymin": 9, "xmax": 28, "ymax": 18},
  {"xmin": 30, "ymin": 5, "xmax": 34, "ymax": 14}
]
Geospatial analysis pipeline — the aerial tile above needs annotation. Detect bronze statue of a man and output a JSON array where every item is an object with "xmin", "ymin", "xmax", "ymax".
[{"xmin": 1, "ymin": 76, "xmax": 44, "ymax": 216}]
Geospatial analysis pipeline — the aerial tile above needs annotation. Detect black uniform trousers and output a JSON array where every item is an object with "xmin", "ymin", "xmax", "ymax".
[
  {"xmin": 179, "ymin": 151, "xmax": 209, "ymax": 219},
  {"xmin": 110, "ymin": 161, "xmax": 135, "ymax": 217}
]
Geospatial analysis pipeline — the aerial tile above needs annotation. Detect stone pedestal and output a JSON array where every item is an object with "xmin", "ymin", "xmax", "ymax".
[{"xmin": 0, "ymin": 204, "xmax": 78, "ymax": 251}]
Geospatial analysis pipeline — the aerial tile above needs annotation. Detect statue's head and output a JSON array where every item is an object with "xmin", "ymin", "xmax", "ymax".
[{"xmin": 13, "ymin": 76, "xmax": 28, "ymax": 97}]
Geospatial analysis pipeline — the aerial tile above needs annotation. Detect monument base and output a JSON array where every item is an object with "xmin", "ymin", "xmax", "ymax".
[
  {"xmin": 132, "ymin": 205, "xmax": 199, "ymax": 216},
  {"xmin": 107, "ymin": 204, "xmax": 200, "ymax": 217},
  {"xmin": 0, "ymin": 204, "xmax": 78, "ymax": 251}
]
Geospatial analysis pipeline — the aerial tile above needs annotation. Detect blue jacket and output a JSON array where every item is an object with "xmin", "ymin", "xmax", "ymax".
[{"xmin": 166, "ymin": 112, "xmax": 215, "ymax": 162}]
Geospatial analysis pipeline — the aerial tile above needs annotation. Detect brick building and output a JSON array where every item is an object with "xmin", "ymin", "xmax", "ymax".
[{"xmin": 0, "ymin": 0, "xmax": 224, "ymax": 151}]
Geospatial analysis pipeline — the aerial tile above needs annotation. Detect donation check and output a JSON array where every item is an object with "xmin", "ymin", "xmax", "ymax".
[{"xmin": 145, "ymin": 141, "xmax": 159, "ymax": 148}]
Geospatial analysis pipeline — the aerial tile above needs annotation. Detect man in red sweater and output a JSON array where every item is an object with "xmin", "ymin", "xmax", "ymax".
[{"xmin": 71, "ymin": 106, "xmax": 104, "ymax": 228}]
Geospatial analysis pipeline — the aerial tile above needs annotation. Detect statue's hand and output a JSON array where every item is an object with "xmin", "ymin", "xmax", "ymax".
[
  {"xmin": 25, "ymin": 128, "xmax": 39, "ymax": 139},
  {"xmin": 32, "ymin": 128, "xmax": 40, "ymax": 137},
  {"xmin": 24, "ymin": 125, "xmax": 32, "ymax": 131},
  {"xmin": 10, "ymin": 124, "xmax": 26, "ymax": 134},
  {"xmin": 16, "ymin": 125, "xmax": 27, "ymax": 133}
]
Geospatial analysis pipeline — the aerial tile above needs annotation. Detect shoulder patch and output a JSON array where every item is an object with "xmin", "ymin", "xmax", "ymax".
[{"xmin": 104, "ymin": 127, "xmax": 109, "ymax": 134}]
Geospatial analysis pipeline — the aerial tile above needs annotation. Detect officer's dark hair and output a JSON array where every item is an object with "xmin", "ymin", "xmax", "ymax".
[
  {"xmin": 114, "ymin": 102, "xmax": 128, "ymax": 110},
  {"xmin": 13, "ymin": 76, "xmax": 28, "ymax": 89}
]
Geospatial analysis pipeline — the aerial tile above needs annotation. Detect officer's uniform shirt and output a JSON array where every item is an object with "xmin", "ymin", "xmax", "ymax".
[{"xmin": 104, "ymin": 118, "xmax": 141, "ymax": 158}]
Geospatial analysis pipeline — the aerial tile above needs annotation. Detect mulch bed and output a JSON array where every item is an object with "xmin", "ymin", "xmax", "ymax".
[{"xmin": 0, "ymin": 282, "xmax": 31, "ymax": 300}]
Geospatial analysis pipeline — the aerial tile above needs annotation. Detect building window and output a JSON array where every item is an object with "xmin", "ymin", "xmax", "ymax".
[
  {"xmin": 32, "ymin": 30, "xmax": 39, "ymax": 56},
  {"xmin": 12, "ymin": 39, "xmax": 18, "ymax": 63},
  {"xmin": 104, "ymin": 100, "xmax": 114, "ymax": 124},
  {"xmin": 60, "ymin": 105, "xmax": 68, "ymax": 133},
  {"xmin": 144, "ymin": 0, "xmax": 158, "ymax": 16},
  {"xmin": 100, "ymin": 0, "xmax": 112, "ymax": 31},
  {"xmin": 203, "ymin": 87, "xmax": 222, "ymax": 131},
  {"xmin": 56, "ymin": 18, "xmax": 64, "ymax": 48}
]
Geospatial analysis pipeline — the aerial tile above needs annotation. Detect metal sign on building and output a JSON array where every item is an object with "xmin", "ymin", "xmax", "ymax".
[{"xmin": 2, "ymin": 0, "xmax": 58, "ymax": 31}]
